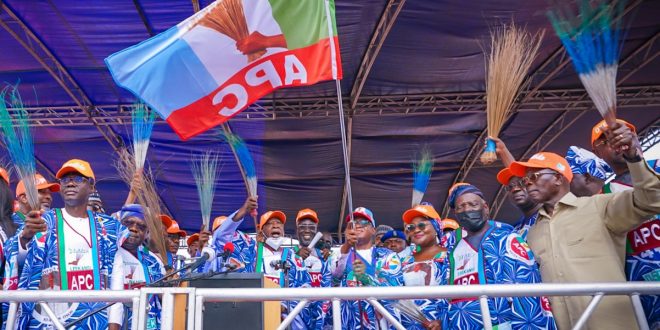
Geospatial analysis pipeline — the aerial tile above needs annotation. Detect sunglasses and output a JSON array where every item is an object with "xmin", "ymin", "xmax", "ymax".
[
  {"xmin": 59, "ymin": 175, "xmax": 91, "ymax": 185},
  {"xmin": 405, "ymin": 221, "xmax": 430, "ymax": 232},
  {"xmin": 297, "ymin": 224, "xmax": 317, "ymax": 231},
  {"xmin": 522, "ymin": 171, "xmax": 559, "ymax": 185},
  {"xmin": 351, "ymin": 219, "xmax": 373, "ymax": 228}
]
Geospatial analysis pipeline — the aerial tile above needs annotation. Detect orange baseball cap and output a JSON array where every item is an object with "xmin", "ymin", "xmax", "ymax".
[
  {"xmin": 296, "ymin": 208, "xmax": 319, "ymax": 223},
  {"xmin": 56, "ymin": 159, "xmax": 95, "ymax": 181},
  {"xmin": 160, "ymin": 214, "xmax": 173, "ymax": 228},
  {"xmin": 496, "ymin": 168, "xmax": 515, "ymax": 185},
  {"xmin": 212, "ymin": 216, "xmax": 228, "ymax": 232},
  {"xmin": 442, "ymin": 218, "xmax": 459, "ymax": 230},
  {"xmin": 187, "ymin": 233, "xmax": 200, "ymax": 246},
  {"xmin": 259, "ymin": 210, "xmax": 286, "ymax": 229},
  {"xmin": 510, "ymin": 152, "xmax": 573, "ymax": 182},
  {"xmin": 16, "ymin": 173, "xmax": 60, "ymax": 197},
  {"xmin": 402, "ymin": 204, "xmax": 441, "ymax": 224},
  {"xmin": 0, "ymin": 167, "xmax": 9, "ymax": 185},
  {"xmin": 166, "ymin": 220, "xmax": 187, "ymax": 237},
  {"xmin": 591, "ymin": 119, "xmax": 636, "ymax": 146}
]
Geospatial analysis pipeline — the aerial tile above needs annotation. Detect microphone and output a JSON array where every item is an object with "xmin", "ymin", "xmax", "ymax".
[
  {"xmin": 187, "ymin": 247, "xmax": 216, "ymax": 271},
  {"xmin": 221, "ymin": 242, "xmax": 235, "ymax": 260},
  {"xmin": 307, "ymin": 232, "xmax": 323, "ymax": 248}
]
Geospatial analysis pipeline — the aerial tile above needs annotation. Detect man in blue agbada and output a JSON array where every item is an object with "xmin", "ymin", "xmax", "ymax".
[
  {"xmin": 15, "ymin": 159, "xmax": 122, "ymax": 329},
  {"xmin": 591, "ymin": 119, "xmax": 660, "ymax": 329},
  {"xmin": 332, "ymin": 207, "xmax": 403, "ymax": 330},
  {"xmin": 109, "ymin": 204, "xmax": 165, "ymax": 330},
  {"xmin": 213, "ymin": 197, "xmax": 315, "ymax": 329},
  {"xmin": 443, "ymin": 183, "xmax": 556, "ymax": 330}
]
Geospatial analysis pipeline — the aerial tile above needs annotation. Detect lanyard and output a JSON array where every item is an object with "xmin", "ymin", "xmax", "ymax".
[{"xmin": 55, "ymin": 209, "xmax": 101, "ymax": 290}]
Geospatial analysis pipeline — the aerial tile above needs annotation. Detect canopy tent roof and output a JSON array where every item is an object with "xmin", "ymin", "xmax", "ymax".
[{"xmin": 0, "ymin": 0, "xmax": 658, "ymax": 238}]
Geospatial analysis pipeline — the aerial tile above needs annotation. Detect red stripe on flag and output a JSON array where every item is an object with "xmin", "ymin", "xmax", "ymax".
[{"xmin": 167, "ymin": 37, "xmax": 342, "ymax": 140}]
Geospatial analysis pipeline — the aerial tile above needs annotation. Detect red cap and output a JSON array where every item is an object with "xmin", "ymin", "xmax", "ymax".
[
  {"xmin": 16, "ymin": 173, "xmax": 60, "ymax": 197},
  {"xmin": 510, "ymin": 152, "xmax": 573, "ymax": 182}
]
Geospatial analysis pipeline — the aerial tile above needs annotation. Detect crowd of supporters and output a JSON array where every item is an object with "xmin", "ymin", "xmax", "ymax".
[{"xmin": 0, "ymin": 118, "xmax": 658, "ymax": 329}]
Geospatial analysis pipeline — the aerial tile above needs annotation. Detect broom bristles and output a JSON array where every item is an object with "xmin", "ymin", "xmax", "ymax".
[
  {"xmin": 198, "ymin": 0, "xmax": 265, "ymax": 62},
  {"xmin": 131, "ymin": 103, "xmax": 156, "ymax": 171},
  {"xmin": 547, "ymin": 0, "xmax": 623, "ymax": 120},
  {"xmin": 220, "ymin": 130, "xmax": 258, "ymax": 197},
  {"xmin": 412, "ymin": 149, "xmax": 434, "ymax": 207},
  {"xmin": 114, "ymin": 148, "xmax": 168, "ymax": 263},
  {"xmin": 191, "ymin": 151, "xmax": 220, "ymax": 230},
  {"xmin": 394, "ymin": 300, "xmax": 430, "ymax": 326},
  {"xmin": 482, "ymin": 23, "xmax": 544, "ymax": 164},
  {"xmin": 0, "ymin": 86, "xmax": 39, "ymax": 210}
]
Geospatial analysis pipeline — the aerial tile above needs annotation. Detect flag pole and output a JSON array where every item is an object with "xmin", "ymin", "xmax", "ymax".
[{"xmin": 323, "ymin": 0, "xmax": 354, "ymax": 221}]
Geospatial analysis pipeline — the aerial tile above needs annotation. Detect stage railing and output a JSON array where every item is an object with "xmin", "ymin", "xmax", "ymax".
[{"xmin": 3, "ymin": 282, "xmax": 658, "ymax": 330}]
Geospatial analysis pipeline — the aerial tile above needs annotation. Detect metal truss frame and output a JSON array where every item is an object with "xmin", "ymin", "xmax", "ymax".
[
  {"xmin": 438, "ymin": 0, "xmax": 647, "ymax": 217},
  {"xmin": 0, "ymin": 2, "xmax": 124, "ymax": 152}
]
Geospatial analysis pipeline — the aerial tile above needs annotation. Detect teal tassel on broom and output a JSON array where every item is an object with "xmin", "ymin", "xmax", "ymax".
[
  {"xmin": 219, "ymin": 130, "xmax": 257, "ymax": 197},
  {"xmin": 131, "ymin": 102, "xmax": 156, "ymax": 171},
  {"xmin": 547, "ymin": 0, "xmax": 625, "ymax": 123},
  {"xmin": 0, "ymin": 86, "xmax": 39, "ymax": 210},
  {"xmin": 412, "ymin": 149, "xmax": 433, "ymax": 207},
  {"xmin": 191, "ymin": 151, "xmax": 220, "ymax": 231}
]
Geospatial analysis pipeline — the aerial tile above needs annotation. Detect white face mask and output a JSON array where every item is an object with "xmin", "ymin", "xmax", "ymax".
[{"xmin": 265, "ymin": 236, "xmax": 285, "ymax": 250}]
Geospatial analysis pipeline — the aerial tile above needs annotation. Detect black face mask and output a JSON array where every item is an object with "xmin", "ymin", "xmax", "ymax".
[{"xmin": 455, "ymin": 210, "xmax": 487, "ymax": 232}]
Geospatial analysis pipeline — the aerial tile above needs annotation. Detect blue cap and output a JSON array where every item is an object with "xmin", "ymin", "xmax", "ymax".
[
  {"xmin": 566, "ymin": 146, "xmax": 613, "ymax": 181},
  {"xmin": 381, "ymin": 230, "xmax": 406, "ymax": 243}
]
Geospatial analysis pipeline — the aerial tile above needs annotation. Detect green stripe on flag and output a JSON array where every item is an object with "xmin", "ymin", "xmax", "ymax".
[{"xmin": 268, "ymin": 0, "xmax": 337, "ymax": 50}]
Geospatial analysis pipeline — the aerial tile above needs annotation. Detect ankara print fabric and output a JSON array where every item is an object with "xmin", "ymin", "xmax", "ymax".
[
  {"xmin": 399, "ymin": 251, "xmax": 449, "ymax": 329},
  {"xmin": 335, "ymin": 246, "xmax": 404, "ymax": 330},
  {"xmin": 444, "ymin": 222, "xmax": 556, "ymax": 330},
  {"xmin": 16, "ymin": 209, "xmax": 122, "ymax": 330}
]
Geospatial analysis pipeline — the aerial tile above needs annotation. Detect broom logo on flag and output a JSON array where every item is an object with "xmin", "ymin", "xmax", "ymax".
[{"xmin": 106, "ymin": 0, "xmax": 342, "ymax": 140}]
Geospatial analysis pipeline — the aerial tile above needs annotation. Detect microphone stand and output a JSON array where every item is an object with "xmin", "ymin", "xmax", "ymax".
[
  {"xmin": 281, "ymin": 261, "xmax": 292, "ymax": 330},
  {"xmin": 63, "ymin": 254, "xmax": 206, "ymax": 329}
]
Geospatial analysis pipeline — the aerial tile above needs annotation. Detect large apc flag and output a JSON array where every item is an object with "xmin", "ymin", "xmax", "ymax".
[{"xmin": 106, "ymin": 0, "xmax": 342, "ymax": 140}]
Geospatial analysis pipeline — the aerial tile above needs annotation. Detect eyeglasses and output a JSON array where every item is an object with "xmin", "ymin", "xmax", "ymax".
[
  {"xmin": 503, "ymin": 180, "xmax": 525, "ymax": 192},
  {"xmin": 405, "ymin": 221, "xmax": 430, "ymax": 232},
  {"xmin": 352, "ymin": 219, "xmax": 372, "ymax": 228},
  {"xmin": 297, "ymin": 224, "xmax": 317, "ymax": 231},
  {"xmin": 59, "ymin": 175, "xmax": 91, "ymax": 185},
  {"xmin": 522, "ymin": 171, "xmax": 558, "ymax": 185}
]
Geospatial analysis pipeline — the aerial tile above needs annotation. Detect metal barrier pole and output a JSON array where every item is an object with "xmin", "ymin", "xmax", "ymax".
[
  {"xmin": 195, "ymin": 295, "xmax": 204, "ymax": 330},
  {"xmin": 6, "ymin": 301, "xmax": 18, "ymax": 328},
  {"xmin": 630, "ymin": 294, "xmax": 650, "ymax": 330},
  {"xmin": 572, "ymin": 294, "xmax": 604, "ymax": 330},
  {"xmin": 332, "ymin": 299, "xmax": 342, "ymax": 330},
  {"xmin": 160, "ymin": 291, "xmax": 175, "ymax": 330},
  {"xmin": 136, "ymin": 289, "xmax": 148, "ymax": 330},
  {"xmin": 479, "ymin": 295, "xmax": 493, "ymax": 330},
  {"xmin": 131, "ymin": 297, "xmax": 141, "ymax": 330},
  {"xmin": 367, "ymin": 299, "xmax": 405, "ymax": 330},
  {"xmin": 38, "ymin": 302, "xmax": 66, "ymax": 330},
  {"xmin": 277, "ymin": 300, "xmax": 309, "ymax": 330},
  {"xmin": 187, "ymin": 288, "xmax": 197, "ymax": 330}
]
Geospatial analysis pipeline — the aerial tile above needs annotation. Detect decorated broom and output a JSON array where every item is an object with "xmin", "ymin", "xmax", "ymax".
[
  {"xmin": 547, "ymin": 0, "xmax": 624, "ymax": 126},
  {"xmin": 394, "ymin": 300, "xmax": 432, "ymax": 328},
  {"xmin": 131, "ymin": 102, "xmax": 156, "ymax": 172},
  {"xmin": 198, "ymin": 0, "xmax": 266, "ymax": 62},
  {"xmin": 412, "ymin": 149, "xmax": 433, "ymax": 207},
  {"xmin": 0, "ymin": 86, "xmax": 39, "ymax": 210},
  {"xmin": 480, "ymin": 23, "xmax": 544, "ymax": 164},
  {"xmin": 191, "ymin": 151, "xmax": 220, "ymax": 231},
  {"xmin": 220, "ymin": 129, "xmax": 259, "ymax": 229}
]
